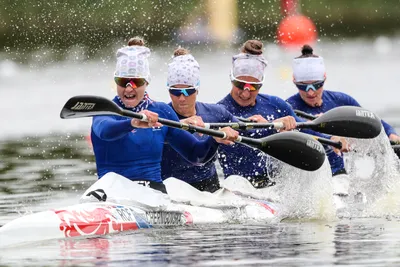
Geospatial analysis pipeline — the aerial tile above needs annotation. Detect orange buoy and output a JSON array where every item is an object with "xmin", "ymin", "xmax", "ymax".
[{"xmin": 277, "ymin": 14, "xmax": 318, "ymax": 49}]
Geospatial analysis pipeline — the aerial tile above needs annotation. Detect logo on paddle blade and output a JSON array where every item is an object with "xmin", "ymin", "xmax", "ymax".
[
  {"xmin": 71, "ymin": 102, "xmax": 96, "ymax": 111},
  {"xmin": 54, "ymin": 206, "xmax": 139, "ymax": 237},
  {"xmin": 356, "ymin": 110, "xmax": 375, "ymax": 119},
  {"xmin": 306, "ymin": 139, "xmax": 324, "ymax": 153}
]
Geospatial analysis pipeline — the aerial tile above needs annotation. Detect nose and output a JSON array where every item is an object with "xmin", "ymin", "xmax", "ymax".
[
  {"xmin": 125, "ymin": 86, "xmax": 135, "ymax": 93},
  {"xmin": 178, "ymin": 94, "xmax": 186, "ymax": 101},
  {"xmin": 306, "ymin": 89, "xmax": 315, "ymax": 96},
  {"xmin": 240, "ymin": 89, "xmax": 251, "ymax": 97}
]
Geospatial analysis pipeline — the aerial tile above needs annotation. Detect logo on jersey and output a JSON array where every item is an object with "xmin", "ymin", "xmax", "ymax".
[{"xmin": 265, "ymin": 114, "xmax": 275, "ymax": 121}]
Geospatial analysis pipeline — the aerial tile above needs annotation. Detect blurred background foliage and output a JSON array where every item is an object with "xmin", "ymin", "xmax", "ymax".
[{"xmin": 1, "ymin": 0, "xmax": 399, "ymax": 54}]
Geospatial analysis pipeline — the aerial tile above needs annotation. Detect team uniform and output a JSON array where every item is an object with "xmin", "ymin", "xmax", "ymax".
[
  {"xmin": 286, "ymin": 90, "xmax": 397, "ymax": 137},
  {"xmin": 218, "ymin": 93, "xmax": 342, "ymax": 181},
  {"xmin": 91, "ymin": 97, "xmax": 219, "ymax": 193},
  {"xmin": 286, "ymin": 90, "xmax": 397, "ymax": 175},
  {"xmin": 161, "ymin": 102, "xmax": 238, "ymax": 192}
]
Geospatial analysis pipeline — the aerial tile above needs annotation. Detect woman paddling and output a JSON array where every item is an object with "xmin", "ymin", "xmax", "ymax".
[
  {"xmin": 217, "ymin": 40, "xmax": 347, "ymax": 184},
  {"xmin": 286, "ymin": 44, "xmax": 400, "ymax": 174},
  {"xmin": 161, "ymin": 47, "xmax": 239, "ymax": 193},
  {"xmin": 91, "ymin": 37, "xmax": 238, "ymax": 194}
]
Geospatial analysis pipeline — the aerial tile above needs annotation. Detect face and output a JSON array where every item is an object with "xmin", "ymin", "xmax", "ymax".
[
  {"xmin": 169, "ymin": 84, "xmax": 198, "ymax": 117},
  {"xmin": 295, "ymin": 80, "xmax": 325, "ymax": 107},
  {"xmin": 115, "ymin": 78, "xmax": 147, "ymax": 108},
  {"xmin": 230, "ymin": 76, "xmax": 261, "ymax": 107}
]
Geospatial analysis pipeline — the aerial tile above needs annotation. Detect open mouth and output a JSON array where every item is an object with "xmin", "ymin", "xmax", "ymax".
[
  {"xmin": 239, "ymin": 97, "xmax": 251, "ymax": 102},
  {"xmin": 124, "ymin": 94, "xmax": 137, "ymax": 100}
]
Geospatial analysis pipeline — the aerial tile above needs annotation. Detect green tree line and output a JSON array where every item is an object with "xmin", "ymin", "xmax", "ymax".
[{"xmin": 1, "ymin": 0, "xmax": 399, "ymax": 52}]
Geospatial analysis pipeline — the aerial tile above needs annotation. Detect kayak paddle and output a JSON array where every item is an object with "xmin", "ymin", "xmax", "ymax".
[
  {"xmin": 60, "ymin": 95, "xmax": 326, "ymax": 171},
  {"xmin": 210, "ymin": 106, "xmax": 382, "ymax": 139}
]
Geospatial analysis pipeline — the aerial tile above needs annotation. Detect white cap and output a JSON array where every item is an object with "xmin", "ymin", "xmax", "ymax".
[
  {"xmin": 114, "ymin": 45, "xmax": 151, "ymax": 82},
  {"xmin": 292, "ymin": 57, "xmax": 325, "ymax": 82}
]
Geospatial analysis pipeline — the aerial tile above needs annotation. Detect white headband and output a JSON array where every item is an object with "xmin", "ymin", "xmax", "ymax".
[
  {"xmin": 114, "ymin": 46, "xmax": 151, "ymax": 82},
  {"xmin": 292, "ymin": 57, "xmax": 325, "ymax": 82},
  {"xmin": 232, "ymin": 53, "xmax": 267, "ymax": 81},
  {"xmin": 167, "ymin": 54, "xmax": 200, "ymax": 88}
]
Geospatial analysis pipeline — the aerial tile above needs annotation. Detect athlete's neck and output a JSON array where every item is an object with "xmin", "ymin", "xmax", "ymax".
[{"xmin": 172, "ymin": 103, "xmax": 196, "ymax": 118}]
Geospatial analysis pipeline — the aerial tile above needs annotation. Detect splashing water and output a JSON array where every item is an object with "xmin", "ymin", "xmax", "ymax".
[
  {"xmin": 343, "ymin": 129, "xmax": 400, "ymax": 217},
  {"xmin": 258, "ymin": 157, "xmax": 336, "ymax": 221}
]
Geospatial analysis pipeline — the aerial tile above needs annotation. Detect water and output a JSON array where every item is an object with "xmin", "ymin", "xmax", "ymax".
[
  {"xmin": 2, "ymin": 220, "xmax": 400, "ymax": 266},
  {"xmin": 1, "ymin": 38, "xmax": 400, "ymax": 266}
]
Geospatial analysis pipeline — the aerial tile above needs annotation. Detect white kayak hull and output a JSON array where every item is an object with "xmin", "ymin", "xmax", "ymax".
[
  {"xmin": 0, "ymin": 173, "xmax": 278, "ymax": 247},
  {"xmin": 0, "ymin": 202, "xmax": 152, "ymax": 247}
]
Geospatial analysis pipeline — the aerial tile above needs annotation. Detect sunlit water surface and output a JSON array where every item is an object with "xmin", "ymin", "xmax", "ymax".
[{"xmin": 1, "ymin": 39, "xmax": 400, "ymax": 266}]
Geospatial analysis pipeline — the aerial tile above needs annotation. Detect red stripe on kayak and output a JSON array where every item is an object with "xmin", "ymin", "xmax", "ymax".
[
  {"xmin": 255, "ymin": 201, "xmax": 276, "ymax": 215},
  {"xmin": 54, "ymin": 206, "xmax": 139, "ymax": 237},
  {"xmin": 183, "ymin": 211, "xmax": 193, "ymax": 224}
]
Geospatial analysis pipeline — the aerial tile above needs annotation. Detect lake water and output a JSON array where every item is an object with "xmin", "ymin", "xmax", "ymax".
[{"xmin": 1, "ymin": 37, "xmax": 400, "ymax": 266}]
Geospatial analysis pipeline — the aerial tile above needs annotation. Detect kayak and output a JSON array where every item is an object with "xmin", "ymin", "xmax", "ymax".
[{"xmin": 0, "ymin": 173, "xmax": 279, "ymax": 248}]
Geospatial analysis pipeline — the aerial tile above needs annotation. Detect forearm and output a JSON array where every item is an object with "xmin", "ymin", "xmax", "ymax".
[
  {"xmin": 382, "ymin": 119, "xmax": 397, "ymax": 137},
  {"xmin": 169, "ymin": 129, "xmax": 219, "ymax": 165},
  {"xmin": 92, "ymin": 116, "xmax": 134, "ymax": 141}
]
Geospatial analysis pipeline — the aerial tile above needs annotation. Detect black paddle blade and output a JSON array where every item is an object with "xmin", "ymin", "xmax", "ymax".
[
  {"xmin": 257, "ymin": 131, "xmax": 326, "ymax": 171},
  {"xmin": 312, "ymin": 106, "xmax": 382, "ymax": 138},
  {"xmin": 60, "ymin": 95, "xmax": 122, "ymax": 119},
  {"xmin": 392, "ymin": 145, "xmax": 400, "ymax": 159}
]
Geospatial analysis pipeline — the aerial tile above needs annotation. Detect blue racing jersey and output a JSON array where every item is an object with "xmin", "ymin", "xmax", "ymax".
[
  {"xmin": 161, "ymin": 102, "xmax": 238, "ymax": 183},
  {"xmin": 217, "ymin": 93, "xmax": 342, "ymax": 177},
  {"xmin": 286, "ymin": 90, "xmax": 397, "ymax": 137},
  {"xmin": 91, "ymin": 96, "xmax": 219, "ymax": 183}
]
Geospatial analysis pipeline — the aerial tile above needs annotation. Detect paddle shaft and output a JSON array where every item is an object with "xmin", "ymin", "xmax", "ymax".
[
  {"xmin": 295, "ymin": 109, "xmax": 399, "ymax": 149},
  {"xmin": 121, "ymin": 109, "xmax": 226, "ymax": 139},
  {"xmin": 119, "ymin": 109, "xmax": 267, "ymax": 144},
  {"xmin": 60, "ymin": 95, "xmax": 328, "ymax": 171},
  {"xmin": 126, "ymin": 109, "xmax": 336, "ymax": 157},
  {"xmin": 294, "ymin": 109, "xmax": 317, "ymax": 120},
  {"xmin": 208, "ymin": 121, "xmax": 342, "ymax": 149},
  {"xmin": 122, "ymin": 109, "xmax": 324, "ymax": 169}
]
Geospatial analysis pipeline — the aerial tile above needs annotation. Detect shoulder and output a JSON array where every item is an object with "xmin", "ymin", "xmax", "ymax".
[
  {"xmin": 196, "ymin": 102, "xmax": 235, "ymax": 121},
  {"xmin": 149, "ymin": 102, "xmax": 178, "ymax": 120},
  {"xmin": 197, "ymin": 102, "xmax": 226, "ymax": 112},
  {"xmin": 326, "ymin": 90, "xmax": 353, "ymax": 98},
  {"xmin": 92, "ymin": 114, "xmax": 123, "ymax": 123},
  {"xmin": 285, "ymin": 93, "xmax": 302, "ymax": 108},
  {"xmin": 286, "ymin": 93, "xmax": 301, "ymax": 103},
  {"xmin": 259, "ymin": 94, "xmax": 288, "ymax": 107},
  {"xmin": 217, "ymin": 94, "xmax": 231, "ymax": 105},
  {"xmin": 324, "ymin": 90, "xmax": 358, "ymax": 103},
  {"xmin": 148, "ymin": 101, "xmax": 170, "ymax": 112}
]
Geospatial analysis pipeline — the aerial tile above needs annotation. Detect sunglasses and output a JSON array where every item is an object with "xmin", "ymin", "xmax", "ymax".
[
  {"xmin": 295, "ymin": 80, "xmax": 325, "ymax": 92},
  {"xmin": 168, "ymin": 87, "xmax": 198, "ymax": 97},
  {"xmin": 114, "ymin": 77, "xmax": 147, "ymax": 88},
  {"xmin": 230, "ymin": 71, "xmax": 264, "ymax": 91},
  {"xmin": 231, "ymin": 80, "xmax": 263, "ymax": 91}
]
